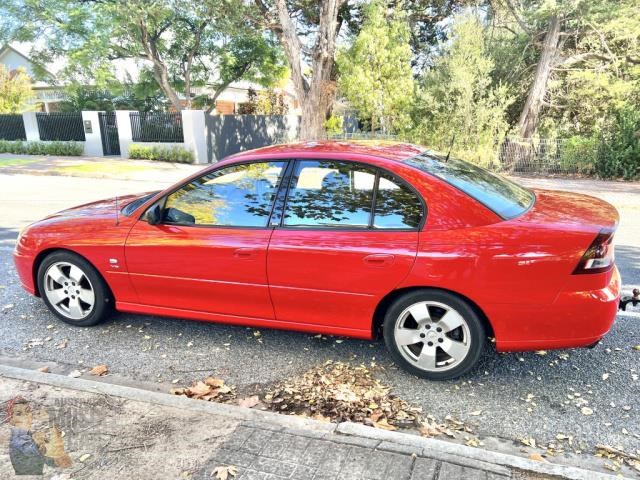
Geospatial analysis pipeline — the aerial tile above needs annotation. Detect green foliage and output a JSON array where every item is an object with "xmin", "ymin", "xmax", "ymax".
[
  {"xmin": 0, "ymin": 140, "xmax": 83, "ymax": 155},
  {"xmin": 596, "ymin": 107, "xmax": 640, "ymax": 180},
  {"xmin": 323, "ymin": 115, "xmax": 344, "ymax": 136},
  {"xmin": 336, "ymin": 0, "xmax": 414, "ymax": 133},
  {"xmin": 0, "ymin": 65, "xmax": 34, "ymax": 113},
  {"xmin": 559, "ymin": 136, "xmax": 598, "ymax": 175},
  {"xmin": 411, "ymin": 13, "xmax": 513, "ymax": 167},
  {"xmin": 128, "ymin": 144, "xmax": 194, "ymax": 164}
]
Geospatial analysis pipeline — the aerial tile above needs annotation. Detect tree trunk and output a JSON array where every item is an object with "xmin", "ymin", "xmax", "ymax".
[
  {"xmin": 270, "ymin": 0, "xmax": 342, "ymax": 140},
  {"xmin": 152, "ymin": 63, "xmax": 183, "ymax": 112},
  {"xmin": 517, "ymin": 14, "xmax": 561, "ymax": 138}
]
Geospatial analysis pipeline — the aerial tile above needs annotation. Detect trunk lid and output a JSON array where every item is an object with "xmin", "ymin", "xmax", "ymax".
[{"xmin": 517, "ymin": 189, "xmax": 619, "ymax": 232}]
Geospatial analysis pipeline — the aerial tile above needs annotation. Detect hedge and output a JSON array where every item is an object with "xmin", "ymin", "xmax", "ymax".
[
  {"xmin": 0, "ymin": 140, "xmax": 84, "ymax": 156},
  {"xmin": 128, "ymin": 144, "xmax": 194, "ymax": 164}
]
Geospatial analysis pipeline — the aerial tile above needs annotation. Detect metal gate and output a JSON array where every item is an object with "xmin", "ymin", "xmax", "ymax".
[{"xmin": 98, "ymin": 112, "xmax": 120, "ymax": 156}]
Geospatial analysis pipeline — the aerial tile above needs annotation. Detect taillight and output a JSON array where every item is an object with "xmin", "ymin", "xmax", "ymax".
[{"xmin": 573, "ymin": 229, "xmax": 615, "ymax": 274}]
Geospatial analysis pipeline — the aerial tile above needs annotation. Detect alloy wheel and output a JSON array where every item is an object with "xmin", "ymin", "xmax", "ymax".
[
  {"xmin": 393, "ymin": 300, "xmax": 471, "ymax": 373},
  {"xmin": 43, "ymin": 261, "xmax": 95, "ymax": 320}
]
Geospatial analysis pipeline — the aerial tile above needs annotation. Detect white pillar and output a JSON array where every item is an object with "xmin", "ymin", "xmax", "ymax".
[
  {"xmin": 115, "ymin": 110, "xmax": 134, "ymax": 158},
  {"xmin": 182, "ymin": 110, "xmax": 208, "ymax": 164},
  {"xmin": 22, "ymin": 112, "xmax": 40, "ymax": 142},
  {"xmin": 81, "ymin": 111, "xmax": 103, "ymax": 156}
]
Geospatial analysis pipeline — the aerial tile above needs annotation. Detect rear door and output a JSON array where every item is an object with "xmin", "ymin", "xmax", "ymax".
[
  {"xmin": 267, "ymin": 159, "xmax": 424, "ymax": 337},
  {"xmin": 125, "ymin": 160, "xmax": 287, "ymax": 319}
]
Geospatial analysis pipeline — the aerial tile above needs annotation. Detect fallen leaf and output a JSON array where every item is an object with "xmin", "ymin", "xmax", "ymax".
[
  {"xmin": 633, "ymin": 345, "xmax": 640, "ymax": 351},
  {"xmin": 581, "ymin": 407, "xmax": 594, "ymax": 415},
  {"xmin": 68, "ymin": 370, "xmax": 82, "ymax": 378},
  {"xmin": 238, "ymin": 396, "xmax": 259, "ymax": 408},
  {"xmin": 89, "ymin": 365, "xmax": 108, "ymax": 376},
  {"xmin": 529, "ymin": 453, "xmax": 547, "ymax": 462},
  {"xmin": 534, "ymin": 350, "xmax": 547, "ymax": 356},
  {"xmin": 79, "ymin": 453, "xmax": 91, "ymax": 462},
  {"xmin": 602, "ymin": 373, "xmax": 610, "ymax": 381},
  {"xmin": 205, "ymin": 377, "xmax": 225, "ymax": 388},
  {"xmin": 469, "ymin": 410, "xmax": 482, "ymax": 416},
  {"xmin": 37, "ymin": 366, "xmax": 50, "ymax": 373},
  {"xmin": 211, "ymin": 465, "xmax": 237, "ymax": 480}
]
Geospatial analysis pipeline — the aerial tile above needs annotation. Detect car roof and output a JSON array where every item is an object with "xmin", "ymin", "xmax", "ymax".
[{"xmin": 229, "ymin": 140, "xmax": 426, "ymax": 162}]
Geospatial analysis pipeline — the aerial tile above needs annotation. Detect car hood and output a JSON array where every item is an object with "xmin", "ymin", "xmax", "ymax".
[
  {"xmin": 44, "ymin": 192, "xmax": 153, "ymax": 221},
  {"xmin": 517, "ymin": 189, "xmax": 619, "ymax": 232}
]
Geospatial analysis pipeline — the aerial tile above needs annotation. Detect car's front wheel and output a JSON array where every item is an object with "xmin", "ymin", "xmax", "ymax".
[
  {"xmin": 37, "ymin": 251, "xmax": 112, "ymax": 327},
  {"xmin": 383, "ymin": 290, "xmax": 485, "ymax": 380}
]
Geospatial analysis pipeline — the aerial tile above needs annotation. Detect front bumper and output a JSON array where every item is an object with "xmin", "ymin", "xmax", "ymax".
[{"xmin": 13, "ymin": 246, "xmax": 37, "ymax": 296}]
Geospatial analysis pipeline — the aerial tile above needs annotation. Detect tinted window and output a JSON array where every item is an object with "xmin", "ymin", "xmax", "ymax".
[
  {"xmin": 405, "ymin": 153, "xmax": 534, "ymax": 219},
  {"xmin": 164, "ymin": 161, "xmax": 285, "ymax": 227},
  {"xmin": 283, "ymin": 161, "xmax": 375, "ymax": 228},
  {"xmin": 374, "ymin": 173, "xmax": 423, "ymax": 229}
]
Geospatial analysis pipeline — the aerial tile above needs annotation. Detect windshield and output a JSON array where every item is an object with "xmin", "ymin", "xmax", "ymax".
[
  {"xmin": 405, "ymin": 152, "xmax": 534, "ymax": 219},
  {"xmin": 121, "ymin": 192, "xmax": 159, "ymax": 217}
]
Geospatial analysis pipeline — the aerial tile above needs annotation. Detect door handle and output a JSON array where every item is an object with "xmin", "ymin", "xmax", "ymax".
[
  {"xmin": 233, "ymin": 248, "xmax": 258, "ymax": 259},
  {"xmin": 363, "ymin": 254, "xmax": 395, "ymax": 267}
]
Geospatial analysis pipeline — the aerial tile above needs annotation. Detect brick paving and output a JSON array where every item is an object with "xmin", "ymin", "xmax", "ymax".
[{"xmin": 195, "ymin": 423, "xmax": 511, "ymax": 480}]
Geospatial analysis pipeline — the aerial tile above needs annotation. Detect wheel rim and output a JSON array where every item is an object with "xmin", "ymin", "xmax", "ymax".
[
  {"xmin": 43, "ymin": 261, "xmax": 95, "ymax": 320},
  {"xmin": 393, "ymin": 301, "xmax": 471, "ymax": 373}
]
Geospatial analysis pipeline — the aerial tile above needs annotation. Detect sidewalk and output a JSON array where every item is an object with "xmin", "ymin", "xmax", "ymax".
[
  {"xmin": 0, "ymin": 365, "xmax": 621, "ymax": 480},
  {"xmin": 0, "ymin": 154, "xmax": 202, "ymax": 183}
]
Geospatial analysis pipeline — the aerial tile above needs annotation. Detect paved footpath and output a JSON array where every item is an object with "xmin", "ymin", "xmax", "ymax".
[{"xmin": 0, "ymin": 365, "xmax": 621, "ymax": 480}]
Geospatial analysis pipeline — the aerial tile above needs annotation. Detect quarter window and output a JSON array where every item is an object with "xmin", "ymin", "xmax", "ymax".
[
  {"xmin": 374, "ymin": 173, "xmax": 423, "ymax": 229},
  {"xmin": 163, "ymin": 161, "xmax": 285, "ymax": 227}
]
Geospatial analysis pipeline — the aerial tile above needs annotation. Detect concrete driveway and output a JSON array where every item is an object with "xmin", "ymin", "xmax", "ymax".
[{"xmin": 0, "ymin": 171, "xmax": 638, "ymax": 476}]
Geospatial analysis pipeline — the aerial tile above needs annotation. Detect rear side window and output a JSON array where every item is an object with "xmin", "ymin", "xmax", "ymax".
[
  {"xmin": 405, "ymin": 153, "xmax": 534, "ymax": 219},
  {"xmin": 282, "ymin": 160, "xmax": 424, "ymax": 229},
  {"xmin": 283, "ymin": 160, "xmax": 376, "ymax": 227}
]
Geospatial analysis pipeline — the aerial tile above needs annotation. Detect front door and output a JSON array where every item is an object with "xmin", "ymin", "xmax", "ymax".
[
  {"xmin": 125, "ymin": 160, "xmax": 287, "ymax": 319},
  {"xmin": 267, "ymin": 160, "xmax": 424, "ymax": 337}
]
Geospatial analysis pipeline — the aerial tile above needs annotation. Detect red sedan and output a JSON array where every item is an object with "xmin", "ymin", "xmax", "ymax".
[{"xmin": 13, "ymin": 142, "xmax": 620, "ymax": 380}]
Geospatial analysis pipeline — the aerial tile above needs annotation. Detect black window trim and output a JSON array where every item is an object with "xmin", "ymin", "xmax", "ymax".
[{"xmin": 277, "ymin": 158, "xmax": 427, "ymax": 232}]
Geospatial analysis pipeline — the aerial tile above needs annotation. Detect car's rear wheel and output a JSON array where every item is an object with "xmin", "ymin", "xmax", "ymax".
[
  {"xmin": 37, "ymin": 251, "xmax": 112, "ymax": 327},
  {"xmin": 383, "ymin": 290, "xmax": 485, "ymax": 380}
]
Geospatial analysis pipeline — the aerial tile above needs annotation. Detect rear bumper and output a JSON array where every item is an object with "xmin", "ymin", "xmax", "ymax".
[
  {"xmin": 491, "ymin": 266, "xmax": 621, "ymax": 352},
  {"xmin": 13, "ymin": 248, "xmax": 37, "ymax": 296}
]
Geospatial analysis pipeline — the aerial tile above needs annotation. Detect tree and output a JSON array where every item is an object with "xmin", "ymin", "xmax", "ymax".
[
  {"xmin": 411, "ymin": 13, "xmax": 513, "ymax": 165},
  {"xmin": 489, "ymin": 0, "xmax": 640, "ymax": 138},
  {"xmin": 1, "ymin": 0, "xmax": 286, "ymax": 112},
  {"xmin": 337, "ymin": 1, "xmax": 414, "ymax": 134},
  {"xmin": 0, "ymin": 65, "xmax": 34, "ymax": 113},
  {"xmin": 256, "ymin": 0, "xmax": 345, "ymax": 139}
]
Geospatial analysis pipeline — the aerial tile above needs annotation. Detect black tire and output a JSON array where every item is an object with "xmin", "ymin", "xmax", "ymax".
[
  {"xmin": 37, "ymin": 251, "xmax": 112, "ymax": 327},
  {"xmin": 382, "ymin": 289, "xmax": 485, "ymax": 380}
]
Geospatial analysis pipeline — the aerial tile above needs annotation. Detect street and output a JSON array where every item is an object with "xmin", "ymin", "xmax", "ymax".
[{"xmin": 0, "ymin": 171, "xmax": 638, "ymax": 476}]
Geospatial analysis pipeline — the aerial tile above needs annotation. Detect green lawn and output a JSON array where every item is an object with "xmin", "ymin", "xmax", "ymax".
[
  {"xmin": 0, "ymin": 158, "xmax": 39, "ymax": 168},
  {"xmin": 53, "ymin": 162, "xmax": 151, "ymax": 177}
]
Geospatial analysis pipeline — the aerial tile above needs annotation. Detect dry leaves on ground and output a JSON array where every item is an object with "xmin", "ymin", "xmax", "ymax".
[
  {"xmin": 238, "ymin": 396, "xmax": 260, "ymax": 408},
  {"xmin": 264, "ymin": 361, "xmax": 422, "ymax": 430},
  {"xmin": 595, "ymin": 444, "xmax": 640, "ymax": 473},
  {"xmin": 171, "ymin": 377, "xmax": 236, "ymax": 402},
  {"xmin": 89, "ymin": 365, "xmax": 108, "ymax": 376},
  {"xmin": 211, "ymin": 465, "xmax": 237, "ymax": 480}
]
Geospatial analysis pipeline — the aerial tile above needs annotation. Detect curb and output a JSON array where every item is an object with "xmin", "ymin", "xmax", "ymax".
[{"xmin": 0, "ymin": 364, "xmax": 622, "ymax": 480}]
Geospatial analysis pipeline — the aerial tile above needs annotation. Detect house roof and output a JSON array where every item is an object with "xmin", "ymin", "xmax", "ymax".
[{"xmin": 0, "ymin": 43, "xmax": 57, "ymax": 80}]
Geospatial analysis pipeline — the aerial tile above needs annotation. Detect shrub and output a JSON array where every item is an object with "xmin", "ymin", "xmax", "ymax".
[
  {"xmin": 0, "ymin": 140, "xmax": 84, "ymax": 156},
  {"xmin": 128, "ymin": 144, "xmax": 194, "ymax": 164},
  {"xmin": 559, "ymin": 136, "xmax": 598, "ymax": 174},
  {"xmin": 324, "ymin": 116, "xmax": 344, "ymax": 136},
  {"xmin": 596, "ymin": 108, "xmax": 640, "ymax": 180}
]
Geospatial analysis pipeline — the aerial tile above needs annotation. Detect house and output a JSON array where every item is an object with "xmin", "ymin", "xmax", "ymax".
[
  {"xmin": 0, "ymin": 43, "xmax": 301, "ymax": 115},
  {"xmin": 0, "ymin": 44, "xmax": 65, "ymax": 112}
]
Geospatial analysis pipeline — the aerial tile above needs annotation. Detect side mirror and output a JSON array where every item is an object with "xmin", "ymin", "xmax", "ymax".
[{"xmin": 145, "ymin": 204, "xmax": 162, "ymax": 225}]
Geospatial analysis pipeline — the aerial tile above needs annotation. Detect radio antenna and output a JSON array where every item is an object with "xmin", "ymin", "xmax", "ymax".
[
  {"xmin": 445, "ymin": 134, "xmax": 456, "ymax": 163},
  {"xmin": 115, "ymin": 196, "xmax": 119, "ymax": 226}
]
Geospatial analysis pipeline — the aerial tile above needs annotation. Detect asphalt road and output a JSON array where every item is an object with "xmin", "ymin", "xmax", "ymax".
[{"xmin": 0, "ymin": 172, "xmax": 638, "ymax": 475}]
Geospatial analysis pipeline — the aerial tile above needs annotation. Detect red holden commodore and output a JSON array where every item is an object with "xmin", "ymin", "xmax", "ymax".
[{"xmin": 13, "ymin": 141, "xmax": 621, "ymax": 380}]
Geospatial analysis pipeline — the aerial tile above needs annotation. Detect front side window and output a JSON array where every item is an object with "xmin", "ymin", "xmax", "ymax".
[
  {"xmin": 163, "ymin": 161, "xmax": 285, "ymax": 227},
  {"xmin": 283, "ymin": 160, "xmax": 376, "ymax": 228}
]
